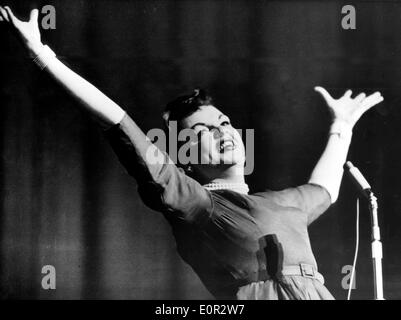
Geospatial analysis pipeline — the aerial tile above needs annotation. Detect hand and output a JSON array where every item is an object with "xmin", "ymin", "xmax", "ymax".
[
  {"xmin": 0, "ymin": 6, "xmax": 43, "ymax": 54},
  {"xmin": 314, "ymin": 86, "xmax": 384, "ymax": 128}
]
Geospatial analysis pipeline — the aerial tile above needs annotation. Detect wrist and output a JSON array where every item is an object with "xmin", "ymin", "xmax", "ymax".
[
  {"xmin": 30, "ymin": 44, "xmax": 56, "ymax": 70},
  {"xmin": 26, "ymin": 41, "xmax": 45, "ymax": 57},
  {"xmin": 329, "ymin": 120, "xmax": 353, "ymax": 140}
]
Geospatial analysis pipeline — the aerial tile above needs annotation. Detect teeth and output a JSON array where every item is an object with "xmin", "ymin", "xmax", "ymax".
[{"xmin": 220, "ymin": 140, "xmax": 234, "ymax": 151}]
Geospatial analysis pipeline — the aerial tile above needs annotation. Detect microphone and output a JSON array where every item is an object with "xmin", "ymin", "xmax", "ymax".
[{"xmin": 344, "ymin": 161, "xmax": 372, "ymax": 198}]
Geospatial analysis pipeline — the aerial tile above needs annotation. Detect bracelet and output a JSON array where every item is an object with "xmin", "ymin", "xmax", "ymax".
[
  {"xmin": 31, "ymin": 45, "xmax": 56, "ymax": 70},
  {"xmin": 329, "ymin": 121, "xmax": 353, "ymax": 140}
]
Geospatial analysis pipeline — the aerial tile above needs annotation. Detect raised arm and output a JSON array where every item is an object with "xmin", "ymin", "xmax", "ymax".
[
  {"xmin": 0, "ymin": 6, "xmax": 125, "ymax": 127},
  {"xmin": 309, "ymin": 86, "xmax": 383, "ymax": 203},
  {"xmin": 1, "ymin": 6, "xmax": 212, "ymax": 222}
]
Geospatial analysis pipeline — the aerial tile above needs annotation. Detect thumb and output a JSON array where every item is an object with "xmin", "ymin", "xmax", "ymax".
[
  {"xmin": 29, "ymin": 8, "xmax": 39, "ymax": 23},
  {"xmin": 314, "ymin": 86, "xmax": 335, "ymax": 104}
]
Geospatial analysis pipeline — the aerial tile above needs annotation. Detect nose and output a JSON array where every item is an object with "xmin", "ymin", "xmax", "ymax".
[
  {"xmin": 211, "ymin": 126, "xmax": 225, "ymax": 139},
  {"xmin": 211, "ymin": 127, "xmax": 234, "ymax": 142}
]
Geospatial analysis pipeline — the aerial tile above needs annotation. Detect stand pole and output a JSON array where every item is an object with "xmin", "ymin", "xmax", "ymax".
[{"xmin": 368, "ymin": 192, "xmax": 384, "ymax": 300}]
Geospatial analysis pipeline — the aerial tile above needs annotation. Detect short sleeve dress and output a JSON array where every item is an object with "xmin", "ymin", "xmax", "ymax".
[{"xmin": 105, "ymin": 113, "xmax": 335, "ymax": 300}]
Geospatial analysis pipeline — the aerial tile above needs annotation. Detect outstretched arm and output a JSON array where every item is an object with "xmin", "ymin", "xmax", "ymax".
[
  {"xmin": 309, "ymin": 86, "xmax": 383, "ymax": 203},
  {"xmin": 0, "ymin": 6, "xmax": 125, "ymax": 127},
  {"xmin": 1, "ymin": 6, "xmax": 212, "ymax": 222}
]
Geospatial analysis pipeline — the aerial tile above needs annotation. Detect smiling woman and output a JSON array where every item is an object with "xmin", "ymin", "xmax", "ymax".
[
  {"xmin": 161, "ymin": 89, "xmax": 247, "ymax": 186},
  {"xmin": 0, "ymin": 4, "xmax": 384, "ymax": 300}
]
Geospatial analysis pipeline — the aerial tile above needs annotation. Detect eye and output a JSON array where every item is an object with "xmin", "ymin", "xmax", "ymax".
[
  {"xmin": 221, "ymin": 120, "xmax": 231, "ymax": 126},
  {"xmin": 195, "ymin": 127, "xmax": 209, "ymax": 139}
]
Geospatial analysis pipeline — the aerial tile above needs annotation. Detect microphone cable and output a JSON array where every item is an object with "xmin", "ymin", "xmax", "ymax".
[{"xmin": 347, "ymin": 197, "xmax": 360, "ymax": 300}]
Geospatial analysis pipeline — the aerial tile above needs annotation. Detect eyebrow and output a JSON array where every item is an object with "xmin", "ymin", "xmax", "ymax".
[
  {"xmin": 189, "ymin": 114, "xmax": 227, "ymax": 130},
  {"xmin": 190, "ymin": 123, "xmax": 206, "ymax": 130}
]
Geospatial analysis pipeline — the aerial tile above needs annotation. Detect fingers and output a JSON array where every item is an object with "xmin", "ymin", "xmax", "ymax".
[
  {"xmin": 343, "ymin": 90, "xmax": 353, "ymax": 99},
  {"xmin": 0, "ymin": 6, "xmax": 10, "ymax": 22},
  {"xmin": 29, "ymin": 8, "xmax": 38, "ymax": 23},
  {"xmin": 4, "ymin": 6, "xmax": 17, "ymax": 25},
  {"xmin": 314, "ymin": 86, "xmax": 335, "ymax": 104},
  {"xmin": 360, "ymin": 92, "xmax": 384, "ymax": 113},
  {"xmin": 354, "ymin": 92, "xmax": 366, "ymax": 103}
]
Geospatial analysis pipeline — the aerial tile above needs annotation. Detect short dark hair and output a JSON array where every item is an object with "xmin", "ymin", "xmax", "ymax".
[{"xmin": 162, "ymin": 88, "xmax": 213, "ymax": 128}]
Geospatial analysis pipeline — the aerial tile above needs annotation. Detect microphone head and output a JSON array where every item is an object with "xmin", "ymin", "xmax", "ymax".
[
  {"xmin": 344, "ymin": 161, "xmax": 372, "ymax": 197},
  {"xmin": 344, "ymin": 161, "xmax": 354, "ymax": 170}
]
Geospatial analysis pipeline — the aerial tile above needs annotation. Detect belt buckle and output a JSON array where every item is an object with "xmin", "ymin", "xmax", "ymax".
[{"xmin": 300, "ymin": 263, "xmax": 315, "ymax": 279}]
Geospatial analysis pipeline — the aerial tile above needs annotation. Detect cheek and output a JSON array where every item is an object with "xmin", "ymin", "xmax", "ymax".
[
  {"xmin": 232, "ymin": 131, "xmax": 245, "ymax": 152},
  {"xmin": 198, "ymin": 135, "xmax": 219, "ymax": 158}
]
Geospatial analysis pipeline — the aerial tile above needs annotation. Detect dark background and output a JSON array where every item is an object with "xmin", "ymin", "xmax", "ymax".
[{"xmin": 1, "ymin": 0, "xmax": 401, "ymax": 300}]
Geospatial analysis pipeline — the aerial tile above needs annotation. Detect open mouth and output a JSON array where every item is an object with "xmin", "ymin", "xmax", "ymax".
[{"xmin": 219, "ymin": 139, "xmax": 235, "ymax": 153}]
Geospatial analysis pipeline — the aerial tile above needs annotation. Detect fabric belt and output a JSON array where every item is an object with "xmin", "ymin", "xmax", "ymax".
[
  {"xmin": 246, "ymin": 263, "xmax": 325, "ymax": 285},
  {"xmin": 279, "ymin": 264, "xmax": 325, "ymax": 285}
]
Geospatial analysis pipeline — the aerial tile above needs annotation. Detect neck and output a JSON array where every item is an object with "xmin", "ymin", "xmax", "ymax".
[
  {"xmin": 210, "ymin": 174, "xmax": 245, "ymax": 185},
  {"xmin": 209, "ymin": 164, "xmax": 245, "ymax": 184},
  {"xmin": 193, "ymin": 164, "xmax": 245, "ymax": 185}
]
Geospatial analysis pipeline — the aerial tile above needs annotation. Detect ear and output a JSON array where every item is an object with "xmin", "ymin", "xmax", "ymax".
[{"xmin": 162, "ymin": 111, "xmax": 170, "ymax": 129}]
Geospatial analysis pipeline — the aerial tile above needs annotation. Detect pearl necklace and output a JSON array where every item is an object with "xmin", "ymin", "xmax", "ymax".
[{"xmin": 203, "ymin": 182, "xmax": 249, "ymax": 194}]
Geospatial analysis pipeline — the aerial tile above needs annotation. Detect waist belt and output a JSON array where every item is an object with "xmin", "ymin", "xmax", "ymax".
[
  {"xmin": 246, "ymin": 263, "xmax": 325, "ymax": 285},
  {"xmin": 279, "ymin": 264, "xmax": 325, "ymax": 285}
]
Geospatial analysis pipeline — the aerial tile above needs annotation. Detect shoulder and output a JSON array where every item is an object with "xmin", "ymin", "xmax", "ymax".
[{"xmin": 252, "ymin": 183, "xmax": 331, "ymax": 210}]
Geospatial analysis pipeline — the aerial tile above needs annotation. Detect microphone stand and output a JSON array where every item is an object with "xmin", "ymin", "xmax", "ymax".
[{"xmin": 367, "ymin": 191, "xmax": 384, "ymax": 300}]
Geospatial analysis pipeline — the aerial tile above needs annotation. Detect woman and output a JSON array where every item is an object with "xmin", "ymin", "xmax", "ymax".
[{"xmin": 0, "ymin": 6, "xmax": 383, "ymax": 300}]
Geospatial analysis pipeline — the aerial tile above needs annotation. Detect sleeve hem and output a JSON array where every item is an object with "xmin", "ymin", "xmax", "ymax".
[{"xmin": 307, "ymin": 182, "xmax": 333, "ymax": 205}]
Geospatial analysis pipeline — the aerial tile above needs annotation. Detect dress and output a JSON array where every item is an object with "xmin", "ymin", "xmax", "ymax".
[{"xmin": 104, "ymin": 113, "xmax": 335, "ymax": 300}]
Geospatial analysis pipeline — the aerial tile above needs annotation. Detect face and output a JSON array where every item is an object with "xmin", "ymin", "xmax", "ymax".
[{"xmin": 179, "ymin": 105, "xmax": 246, "ymax": 179}]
